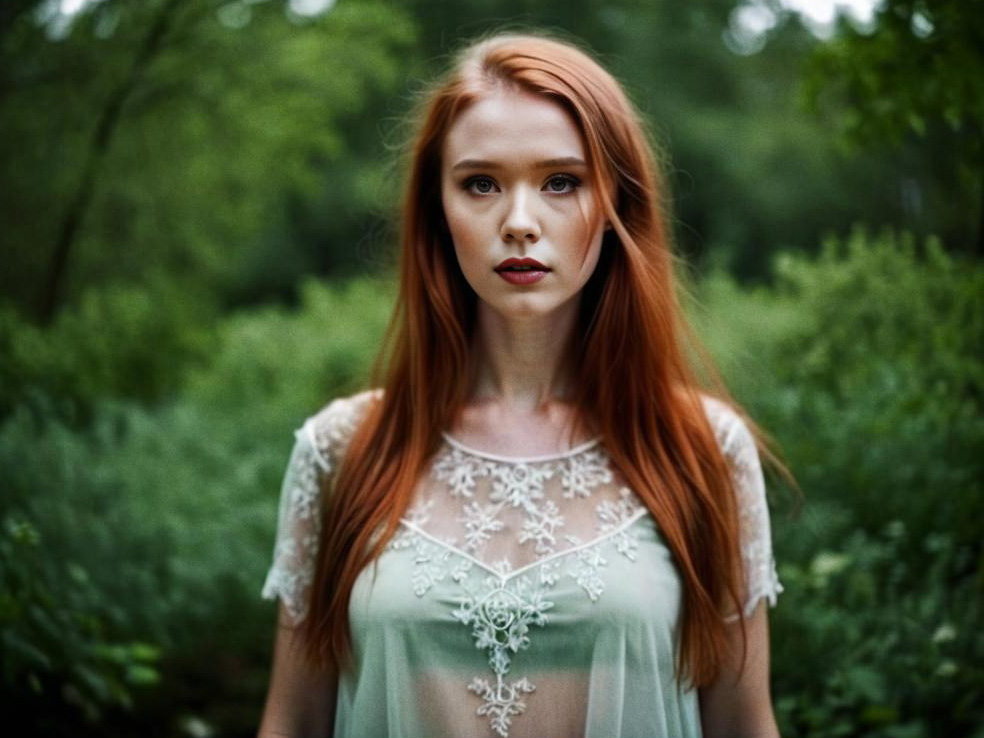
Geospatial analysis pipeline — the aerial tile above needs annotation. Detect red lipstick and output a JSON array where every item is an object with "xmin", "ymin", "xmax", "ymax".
[{"xmin": 494, "ymin": 257, "xmax": 551, "ymax": 285}]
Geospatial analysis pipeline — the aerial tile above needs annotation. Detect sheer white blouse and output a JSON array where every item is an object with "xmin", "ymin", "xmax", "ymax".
[{"xmin": 262, "ymin": 389, "xmax": 783, "ymax": 738}]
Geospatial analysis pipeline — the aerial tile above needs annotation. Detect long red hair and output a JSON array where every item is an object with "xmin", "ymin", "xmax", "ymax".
[{"xmin": 304, "ymin": 31, "xmax": 794, "ymax": 690}]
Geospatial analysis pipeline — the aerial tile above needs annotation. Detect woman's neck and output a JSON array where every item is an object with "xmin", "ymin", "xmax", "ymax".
[{"xmin": 468, "ymin": 299, "xmax": 579, "ymax": 413}]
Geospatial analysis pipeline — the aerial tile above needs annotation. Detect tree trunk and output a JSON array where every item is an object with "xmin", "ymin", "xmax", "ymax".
[
  {"xmin": 977, "ymin": 168, "xmax": 984, "ymax": 258},
  {"xmin": 37, "ymin": 0, "xmax": 184, "ymax": 325}
]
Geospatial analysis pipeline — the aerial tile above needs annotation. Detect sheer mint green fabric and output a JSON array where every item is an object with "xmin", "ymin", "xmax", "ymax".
[{"xmin": 262, "ymin": 389, "xmax": 784, "ymax": 738}]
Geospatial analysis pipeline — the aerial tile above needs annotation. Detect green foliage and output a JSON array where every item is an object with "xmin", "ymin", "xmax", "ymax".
[
  {"xmin": 766, "ymin": 228, "xmax": 981, "ymax": 541},
  {"xmin": 6, "ymin": 0, "xmax": 972, "ymax": 322},
  {"xmin": 0, "ymin": 0, "xmax": 416, "ymax": 314},
  {"xmin": 0, "ymin": 278, "xmax": 216, "ymax": 419},
  {"xmin": 771, "ymin": 521, "xmax": 982, "ymax": 738},
  {"xmin": 0, "ymin": 275, "xmax": 391, "ymax": 735},
  {"xmin": 697, "ymin": 227, "xmax": 984, "ymax": 737},
  {"xmin": 0, "ymin": 512, "xmax": 161, "ymax": 724},
  {"xmin": 801, "ymin": 0, "xmax": 984, "ymax": 164},
  {"xmin": 182, "ymin": 275, "xmax": 394, "ymax": 436},
  {"xmin": 798, "ymin": 0, "xmax": 984, "ymax": 256}
]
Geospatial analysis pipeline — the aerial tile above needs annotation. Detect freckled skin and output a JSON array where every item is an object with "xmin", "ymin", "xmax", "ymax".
[{"xmin": 440, "ymin": 89, "xmax": 607, "ymax": 321}]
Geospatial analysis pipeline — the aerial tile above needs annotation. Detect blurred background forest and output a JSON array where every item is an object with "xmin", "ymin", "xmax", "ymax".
[{"xmin": 0, "ymin": 0, "xmax": 981, "ymax": 736}]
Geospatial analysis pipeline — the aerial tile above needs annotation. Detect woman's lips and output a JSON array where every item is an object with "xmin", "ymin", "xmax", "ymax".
[
  {"xmin": 497, "ymin": 269, "xmax": 548, "ymax": 285},
  {"xmin": 494, "ymin": 257, "xmax": 550, "ymax": 285}
]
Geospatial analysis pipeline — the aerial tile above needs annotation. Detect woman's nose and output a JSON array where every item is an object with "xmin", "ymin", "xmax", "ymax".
[{"xmin": 500, "ymin": 188, "xmax": 541, "ymax": 243}]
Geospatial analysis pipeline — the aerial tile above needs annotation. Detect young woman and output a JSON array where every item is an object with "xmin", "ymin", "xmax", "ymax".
[{"xmin": 258, "ymin": 31, "xmax": 790, "ymax": 738}]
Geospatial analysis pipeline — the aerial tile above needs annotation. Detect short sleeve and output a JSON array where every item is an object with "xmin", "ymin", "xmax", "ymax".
[
  {"xmin": 260, "ymin": 389, "xmax": 381, "ymax": 624},
  {"xmin": 703, "ymin": 397, "xmax": 784, "ymax": 623},
  {"xmin": 260, "ymin": 420, "xmax": 332, "ymax": 624}
]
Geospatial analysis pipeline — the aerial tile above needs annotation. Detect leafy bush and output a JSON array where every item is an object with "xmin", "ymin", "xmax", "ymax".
[
  {"xmin": 698, "ymin": 226, "xmax": 984, "ymax": 737},
  {"xmin": 0, "ymin": 279, "xmax": 216, "ymax": 421},
  {"xmin": 0, "ymin": 275, "xmax": 391, "ymax": 736},
  {"xmin": 181, "ymin": 275, "xmax": 393, "ymax": 438},
  {"xmin": 0, "ymin": 511, "xmax": 161, "ymax": 727}
]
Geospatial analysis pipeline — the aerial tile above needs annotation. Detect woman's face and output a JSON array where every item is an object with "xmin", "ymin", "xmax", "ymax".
[{"xmin": 440, "ymin": 88, "xmax": 608, "ymax": 320}]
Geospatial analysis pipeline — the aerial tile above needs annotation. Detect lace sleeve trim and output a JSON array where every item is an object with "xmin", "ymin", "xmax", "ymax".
[
  {"xmin": 723, "ymin": 562, "xmax": 785, "ymax": 623},
  {"xmin": 260, "ymin": 389, "xmax": 381, "ymax": 623},
  {"xmin": 702, "ymin": 395, "xmax": 785, "ymax": 623},
  {"xmin": 260, "ymin": 426, "xmax": 324, "ymax": 623}
]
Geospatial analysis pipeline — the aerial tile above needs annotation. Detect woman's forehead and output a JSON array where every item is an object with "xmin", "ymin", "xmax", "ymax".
[{"xmin": 442, "ymin": 88, "xmax": 586, "ymax": 169}]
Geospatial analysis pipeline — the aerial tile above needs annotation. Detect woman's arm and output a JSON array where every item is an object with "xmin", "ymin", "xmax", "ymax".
[
  {"xmin": 257, "ymin": 604, "xmax": 337, "ymax": 738},
  {"xmin": 698, "ymin": 599, "xmax": 781, "ymax": 738}
]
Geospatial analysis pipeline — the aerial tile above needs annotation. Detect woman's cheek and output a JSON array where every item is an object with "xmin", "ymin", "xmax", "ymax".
[{"xmin": 448, "ymin": 227, "xmax": 488, "ymax": 290}]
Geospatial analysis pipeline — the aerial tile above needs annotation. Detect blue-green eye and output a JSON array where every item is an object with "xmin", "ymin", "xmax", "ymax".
[
  {"xmin": 464, "ymin": 176, "xmax": 498, "ymax": 195},
  {"xmin": 544, "ymin": 174, "xmax": 580, "ymax": 193}
]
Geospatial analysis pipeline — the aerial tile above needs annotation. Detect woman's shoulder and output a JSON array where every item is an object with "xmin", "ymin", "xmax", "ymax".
[
  {"xmin": 300, "ymin": 387, "xmax": 384, "ymax": 470},
  {"xmin": 696, "ymin": 391, "xmax": 754, "ymax": 456},
  {"xmin": 305, "ymin": 387, "xmax": 383, "ymax": 431}
]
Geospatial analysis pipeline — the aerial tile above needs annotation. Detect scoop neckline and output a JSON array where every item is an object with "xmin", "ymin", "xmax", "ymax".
[{"xmin": 440, "ymin": 431, "xmax": 603, "ymax": 463}]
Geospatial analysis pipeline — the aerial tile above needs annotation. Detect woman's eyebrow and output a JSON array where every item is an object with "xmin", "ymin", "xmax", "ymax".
[{"xmin": 451, "ymin": 156, "xmax": 587, "ymax": 171}]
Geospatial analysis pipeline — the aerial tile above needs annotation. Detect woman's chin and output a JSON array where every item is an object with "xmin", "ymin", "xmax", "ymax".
[{"xmin": 479, "ymin": 293, "xmax": 574, "ymax": 323}]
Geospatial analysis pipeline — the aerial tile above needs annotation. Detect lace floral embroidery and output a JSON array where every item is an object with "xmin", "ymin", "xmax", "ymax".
[
  {"xmin": 431, "ymin": 440, "xmax": 616, "ymax": 568},
  {"xmin": 393, "ymin": 437, "xmax": 646, "ymax": 738},
  {"xmin": 560, "ymin": 449, "xmax": 613, "ymax": 499},
  {"xmin": 393, "ymin": 513, "xmax": 644, "ymax": 737},
  {"xmin": 490, "ymin": 462, "xmax": 554, "ymax": 508},
  {"xmin": 454, "ymin": 565, "xmax": 557, "ymax": 736},
  {"xmin": 434, "ymin": 446, "xmax": 495, "ymax": 498},
  {"xmin": 461, "ymin": 502, "xmax": 505, "ymax": 552}
]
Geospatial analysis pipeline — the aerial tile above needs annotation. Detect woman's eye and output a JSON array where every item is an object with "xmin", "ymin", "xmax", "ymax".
[
  {"xmin": 544, "ymin": 174, "xmax": 580, "ymax": 194},
  {"xmin": 465, "ymin": 177, "xmax": 498, "ymax": 195}
]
